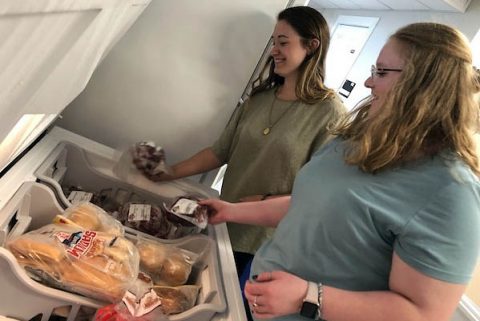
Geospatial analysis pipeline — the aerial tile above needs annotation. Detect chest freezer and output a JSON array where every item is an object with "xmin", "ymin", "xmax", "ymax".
[
  {"xmin": 0, "ymin": 126, "xmax": 246, "ymax": 321},
  {"xmin": 0, "ymin": 1, "xmax": 246, "ymax": 320}
]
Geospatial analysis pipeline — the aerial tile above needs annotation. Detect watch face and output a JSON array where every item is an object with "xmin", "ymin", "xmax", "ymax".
[{"xmin": 300, "ymin": 301, "xmax": 317, "ymax": 319}]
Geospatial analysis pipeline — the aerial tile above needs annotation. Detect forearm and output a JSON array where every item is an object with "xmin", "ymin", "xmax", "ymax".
[
  {"xmin": 227, "ymin": 196, "xmax": 291, "ymax": 227},
  {"xmin": 322, "ymin": 283, "xmax": 461, "ymax": 321},
  {"xmin": 170, "ymin": 147, "xmax": 222, "ymax": 179},
  {"xmin": 323, "ymin": 288, "xmax": 424, "ymax": 321},
  {"xmin": 239, "ymin": 193, "xmax": 290, "ymax": 202}
]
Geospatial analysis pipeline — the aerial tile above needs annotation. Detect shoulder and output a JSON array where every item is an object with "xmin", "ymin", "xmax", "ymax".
[
  {"xmin": 435, "ymin": 153, "xmax": 480, "ymax": 189},
  {"xmin": 411, "ymin": 155, "xmax": 480, "ymax": 223},
  {"xmin": 309, "ymin": 94, "xmax": 347, "ymax": 116},
  {"xmin": 248, "ymin": 88, "xmax": 275, "ymax": 103},
  {"xmin": 242, "ymin": 89, "xmax": 275, "ymax": 112},
  {"xmin": 312, "ymin": 137, "xmax": 345, "ymax": 158}
]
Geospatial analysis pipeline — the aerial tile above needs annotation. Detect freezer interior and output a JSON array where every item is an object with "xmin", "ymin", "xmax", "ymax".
[
  {"xmin": 35, "ymin": 141, "xmax": 217, "ymax": 206},
  {"xmin": 33, "ymin": 139, "xmax": 218, "ymax": 235},
  {"xmin": 0, "ymin": 181, "xmax": 226, "ymax": 321}
]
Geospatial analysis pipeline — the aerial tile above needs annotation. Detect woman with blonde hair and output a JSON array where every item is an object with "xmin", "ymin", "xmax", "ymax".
[{"xmin": 203, "ymin": 22, "xmax": 480, "ymax": 321}]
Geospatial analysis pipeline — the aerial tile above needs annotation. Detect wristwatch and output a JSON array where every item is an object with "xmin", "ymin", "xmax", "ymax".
[{"xmin": 300, "ymin": 281, "xmax": 319, "ymax": 319}]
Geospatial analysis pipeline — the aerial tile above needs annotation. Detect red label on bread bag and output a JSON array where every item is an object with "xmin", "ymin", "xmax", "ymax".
[{"xmin": 59, "ymin": 230, "xmax": 98, "ymax": 259}]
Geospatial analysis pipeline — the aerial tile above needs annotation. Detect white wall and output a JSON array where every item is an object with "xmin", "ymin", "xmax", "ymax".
[
  {"xmin": 57, "ymin": 0, "xmax": 292, "ymax": 178},
  {"xmin": 311, "ymin": 0, "xmax": 480, "ymax": 110}
]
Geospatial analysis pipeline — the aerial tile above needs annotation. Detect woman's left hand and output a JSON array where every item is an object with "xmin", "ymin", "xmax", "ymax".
[{"xmin": 244, "ymin": 271, "xmax": 308, "ymax": 319}]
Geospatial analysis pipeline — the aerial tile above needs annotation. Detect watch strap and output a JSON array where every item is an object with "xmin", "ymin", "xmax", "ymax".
[
  {"xmin": 317, "ymin": 282, "xmax": 324, "ymax": 320},
  {"xmin": 300, "ymin": 282, "xmax": 319, "ymax": 319}
]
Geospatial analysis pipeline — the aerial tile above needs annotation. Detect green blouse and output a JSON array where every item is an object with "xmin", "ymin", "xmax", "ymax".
[{"xmin": 212, "ymin": 88, "xmax": 346, "ymax": 253}]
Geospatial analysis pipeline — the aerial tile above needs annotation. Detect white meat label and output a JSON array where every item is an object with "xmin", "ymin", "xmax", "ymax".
[
  {"xmin": 123, "ymin": 289, "xmax": 162, "ymax": 317},
  {"xmin": 68, "ymin": 191, "xmax": 93, "ymax": 204},
  {"xmin": 128, "ymin": 204, "xmax": 151, "ymax": 222},
  {"xmin": 171, "ymin": 198, "xmax": 198, "ymax": 215}
]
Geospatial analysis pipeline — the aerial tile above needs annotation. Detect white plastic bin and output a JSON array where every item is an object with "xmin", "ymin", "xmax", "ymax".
[
  {"xmin": 34, "ymin": 141, "xmax": 218, "ymax": 240},
  {"xmin": 34, "ymin": 142, "xmax": 218, "ymax": 208},
  {"xmin": 0, "ymin": 182, "xmax": 226, "ymax": 321}
]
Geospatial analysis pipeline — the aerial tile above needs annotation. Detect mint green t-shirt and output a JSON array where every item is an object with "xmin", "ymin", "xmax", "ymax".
[
  {"xmin": 211, "ymin": 88, "xmax": 346, "ymax": 253},
  {"xmin": 252, "ymin": 138, "xmax": 480, "ymax": 321}
]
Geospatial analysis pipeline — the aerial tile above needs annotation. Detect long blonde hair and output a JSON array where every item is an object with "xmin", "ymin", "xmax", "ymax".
[
  {"xmin": 251, "ymin": 6, "xmax": 335, "ymax": 104},
  {"xmin": 336, "ymin": 23, "xmax": 480, "ymax": 175}
]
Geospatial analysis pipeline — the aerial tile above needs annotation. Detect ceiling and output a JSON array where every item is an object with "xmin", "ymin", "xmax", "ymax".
[{"xmin": 309, "ymin": 0, "xmax": 472, "ymax": 12}]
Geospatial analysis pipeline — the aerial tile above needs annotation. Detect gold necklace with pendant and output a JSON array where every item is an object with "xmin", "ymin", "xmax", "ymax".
[{"xmin": 263, "ymin": 93, "xmax": 297, "ymax": 136}]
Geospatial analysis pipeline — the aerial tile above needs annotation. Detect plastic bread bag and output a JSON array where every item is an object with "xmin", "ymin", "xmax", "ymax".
[
  {"xmin": 163, "ymin": 196, "xmax": 209, "ymax": 231},
  {"xmin": 7, "ymin": 223, "xmax": 139, "ymax": 302},
  {"xmin": 117, "ymin": 202, "xmax": 173, "ymax": 239},
  {"xmin": 135, "ymin": 237, "xmax": 200, "ymax": 286},
  {"xmin": 59, "ymin": 202, "xmax": 125, "ymax": 236},
  {"xmin": 152, "ymin": 285, "xmax": 201, "ymax": 315}
]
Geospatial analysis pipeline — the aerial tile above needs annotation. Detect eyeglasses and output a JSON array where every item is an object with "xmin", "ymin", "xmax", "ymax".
[{"xmin": 370, "ymin": 65, "xmax": 403, "ymax": 78}]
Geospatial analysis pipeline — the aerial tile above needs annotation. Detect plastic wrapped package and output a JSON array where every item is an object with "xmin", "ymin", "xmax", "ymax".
[
  {"xmin": 117, "ymin": 203, "xmax": 172, "ymax": 239},
  {"xmin": 7, "ymin": 223, "xmax": 139, "ymax": 302},
  {"xmin": 95, "ymin": 284, "xmax": 201, "ymax": 321},
  {"xmin": 152, "ymin": 285, "xmax": 201, "ymax": 315},
  {"xmin": 163, "ymin": 197, "xmax": 209, "ymax": 231},
  {"xmin": 131, "ymin": 142, "xmax": 172, "ymax": 177},
  {"xmin": 118, "ymin": 199, "xmax": 209, "ymax": 239},
  {"xmin": 136, "ymin": 238, "xmax": 201, "ymax": 286},
  {"xmin": 113, "ymin": 142, "xmax": 172, "ymax": 182},
  {"xmin": 61, "ymin": 202, "xmax": 125, "ymax": 236},
  {"xmin": 95, "ymin": 302, "xmax": 169, "ymax": 321},
  {"xmin": 94, "ymin": 272, "xmax": 201, "ymax": 320}
]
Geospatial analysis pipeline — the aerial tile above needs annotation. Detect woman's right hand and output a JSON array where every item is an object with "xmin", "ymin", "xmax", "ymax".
[
  {"xmin": 144, "ymin": 171, "xmax": 175, "ymax": 182},
  {"xmin": 199, "ymin": 199, "xmax": 235, "ymax": 225}
]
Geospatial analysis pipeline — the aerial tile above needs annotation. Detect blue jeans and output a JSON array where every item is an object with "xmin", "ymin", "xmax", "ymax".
[{"xmin": 234, "ymin": 251, "xmax": 254, "ymax": 321}]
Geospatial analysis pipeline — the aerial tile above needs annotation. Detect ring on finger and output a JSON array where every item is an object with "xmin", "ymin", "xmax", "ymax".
[{"xmin": 253, "ymin": 295, "xmax": 258, "ymax": 308}]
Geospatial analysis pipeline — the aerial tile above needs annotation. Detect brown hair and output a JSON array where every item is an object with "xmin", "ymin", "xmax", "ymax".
[
  {"xmin": 250, "ymin": 6, "xmax": 335, "ymax": 103},
  {"xmin": 336, "ymin": 23, "xmax": 480, "ymax": 175}
]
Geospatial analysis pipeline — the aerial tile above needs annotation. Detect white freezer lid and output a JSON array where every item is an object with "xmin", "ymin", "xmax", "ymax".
[{"xmin": 0, "ymin": 0, "xmax": 151, "ymax": 173}]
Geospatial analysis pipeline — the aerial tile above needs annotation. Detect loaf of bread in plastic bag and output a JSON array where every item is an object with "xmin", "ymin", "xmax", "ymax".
[{"xmin": 7, "ymin": 223, "xmax": 139, "ymax": 302}]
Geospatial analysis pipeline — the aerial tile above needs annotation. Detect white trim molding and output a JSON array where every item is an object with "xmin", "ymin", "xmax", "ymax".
[{"xmin": 457, "ymin": 296, "xmax": 480, "ymax": 321}]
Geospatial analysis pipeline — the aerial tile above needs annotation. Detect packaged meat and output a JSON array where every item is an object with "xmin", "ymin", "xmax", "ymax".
[
  {"xmin": 163, "ymin": 197, "xmax": 209, "ymax": 230},
  {"xmin": 117, "ymin": 203, "xmax": 172, "ymax": 239},
  {"xmin": 118, "ymin": 200, "xmax": 209, "ymax": 239},
  {"xmin": 131, "ymin": 142, "xmax": 171, "ymax": 177}
]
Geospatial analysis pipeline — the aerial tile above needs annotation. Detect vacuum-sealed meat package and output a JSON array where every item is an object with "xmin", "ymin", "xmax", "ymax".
[
  {"xmin": 163, "ymin": 196, "xmax": 209, "ymax": 230},
  {"xmin": 131, "ymin": 142, "xmax": 171, "ymax": 177},
  {"xmin": 117, "ymin": 203, "xmax": 172, "ymax": 239},
  {"xmin": 117, "ymin": 198, "xmax": 209, "ymax": 239},
  {"xmin": 113, "ymin": 141, "xmax": 172, "ymax": 182}
]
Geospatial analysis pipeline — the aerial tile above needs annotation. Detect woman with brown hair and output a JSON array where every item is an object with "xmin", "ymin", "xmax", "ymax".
[{"xmin": 138, "ymin": 6, "xmax": 346, "ymax": 280}]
